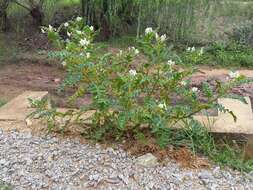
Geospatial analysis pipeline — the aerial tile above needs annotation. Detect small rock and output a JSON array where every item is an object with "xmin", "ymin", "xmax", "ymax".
[
  {"xmin": 198, "ymin": 171, "xmax": 215, "ymax": 186},
  {"xmin": 53, "ymin": 78, "xmax": 61, "ymax": 83},
  {"xmin": 89, "ymin": 174, "xmax": 100, "ymax": 182},
  {"xmin": 0, "ymin": 159, "xmax": 7, "ymax": 165},
  {"xmin": 25, "ymin": 118, "xmax": 33, "ymax": 126},
  {"xmin": 135, "ymin": 153, "xmax": 158, "ymax": 167}
]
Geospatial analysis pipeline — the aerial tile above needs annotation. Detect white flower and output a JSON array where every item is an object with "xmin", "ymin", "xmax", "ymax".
[
  {"xmin": 65, "ymin": 39, "xmax": 70, "ymax": 43},
  {"xmin": 86, "ymin": 52, "xmax": 90, "ymax": 58},
  {"xmin": 61, "ymin": 61, "xmax": 67, "ymax": 66},
  {"xmin": 64, "ymin": 22, "xmax": 69, "ymax": 27},
  {"xmin": 155, "ymin": 33, "xmax": 159, "ymax": 40},
  {"xmin": 199, "ymin": 47, "xmax": 204, "ymax": 55},
  {"xmin": 76, "ymin": 30, "xmax": 82, "ymax": 35},
  {"xmin": 76, "ymin": 17, "xmax": 82, "ymax": 21},
  {"xmin": 191, "ymin": 87, "xmax": 199, "ymax": 93},
  {"xmin": 48, "ymin": 25, "xmax": 54, "ymax": 32},
  {"xmin": 129, "ymin": 47, "xmax": 139, "ymax": 55},
  {"xmin": 119, "ymin": 50, "xmax": 123, "ymax": 56},
  {"xmin": 89, "ymin": 26, "xmax": 94, "ymax": 31},
  {"xmin": 134, "ymin": 49, "xmax": 139, "ymax": 55},
  {"xmin": 145, "ymin": 27, "xmax": 153, "ymax": 35},
  {"xmin": 180, "ymin": 81, "xmax": 187, "ymax": 86},
  {"xmin": 229, "ymin": 71, "xmax": 240, "ymax": 79},
  {"xmin": 129, "ymin": 69, "xmax": 137, "ymax": 76},
  {"xmin": 186, "ymin": 47, "xmax": 196, "ymax": 52},
  {"xmin": 79, "ymin": 38, "xmax": 90, "ymax": 46},
  {"xmin": 80, "ymin": 53, "xmax": 84, "ymax": 56},
  {"xmin": 67, "ymin": 31, "xmax": 72, "ymax": 37},
  {"xmin": 158, "ymin": 102, "xmax": 167, "ymax": 109},
  {"xmin": 160, "ymin": 34, "xmax": 166, "ymax": 42},
  {"xmin": 41, "ymin": 28, "xmax": 46, "ymax": 33},
  {"xmin": 167, "ymin": 60, "xmax": 175, "ymax": 66}
]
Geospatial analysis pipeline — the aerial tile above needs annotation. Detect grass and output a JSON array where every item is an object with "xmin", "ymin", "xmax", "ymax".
[
  {"xmin": 105, "ymin": 35, "xmax": 136, "ymax": 49},
  {"xmin": 0, "ymin": 99, "xmax": 6, "ymax": 107},
  {"xmin": 57, "ymin": 0, "xmax": 80, "ymax": 7},
  {"xmin": 0, "ymin": 181, "xmax": 12, "ymax": 190},
  {"xmin": 101, "ymin": 35, "xmax": 253, "ymax": 68},
  {"xmin": 182, "ymin": 120, "xmax": 253, "ymax": 172},
  {"xmin": 0, "ymin": 34, "xmax": 21, "ymax": 64}
]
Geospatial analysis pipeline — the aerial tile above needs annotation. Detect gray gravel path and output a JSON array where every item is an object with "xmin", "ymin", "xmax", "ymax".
[{"xmin": 0, "ymin": 130, "xmax": 252, "ymax": 190}]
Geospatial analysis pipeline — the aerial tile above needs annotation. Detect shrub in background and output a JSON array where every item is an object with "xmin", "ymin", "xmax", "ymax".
[
  {"xmin": 229, "ymin": 20, "xmax": 253, "ymax": 47},
  {"xmin": 205, "ymin": 42, "xmax": 253, "ymax": 67},
  {"xmin": 181, "ymin": 42, "xmax": 253, "ymax": 67}
]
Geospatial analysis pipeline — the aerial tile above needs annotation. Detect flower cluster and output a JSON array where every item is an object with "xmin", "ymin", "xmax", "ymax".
[
  {"xmin": 80, "ymin": 38, "xmax": 90, "ymax": 47},
  {"xmin": 167, "ymin": 60, "xmax": 175, "ymax": 66},
  {"xmin": 187, "ymin": 46, "xmax": 195, "ymax": 52},
  {"xmin": 128, "ymin": 47, "xmax": 140, "ymax": 55},
  {"xmin": 129, "ymin": 69, "xmax": 137, "ymax": 76},
  {"xmin": 144, "ymin": 27, "xmax": 167, "ymax": 42},
  {"xmin": 229, "ymin": 71, "xmax": 240, "ymax": 79}
]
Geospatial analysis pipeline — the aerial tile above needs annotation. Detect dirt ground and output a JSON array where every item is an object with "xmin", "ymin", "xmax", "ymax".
[
  {"xmin": 0, "ymin": 61, "xmax": 63, "ymax": 99},
  {"xmin": 1, "ymin": 60, "xmax": 253, "ymax": 108}
]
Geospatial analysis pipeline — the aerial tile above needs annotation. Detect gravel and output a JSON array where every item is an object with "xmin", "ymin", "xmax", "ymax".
[{"xmin": 0, "ymin": 129, "xmax": 252, "ymax": 190}]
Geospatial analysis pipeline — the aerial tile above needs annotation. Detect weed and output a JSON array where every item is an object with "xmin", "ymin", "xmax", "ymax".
[
  {"xmin": 0, "ymin": 181, "xmax": 12, "ymax": 190},
  {"xmin": 0, "ymin": 99, "xmax": 6, "ymax": 107},
  {"xmin": 31, "ymin": 18, "xmax": 253, "ymax": 172},
  {"xmin": 177, "ymin": 120, "xmax": 253, "ymax": 172}
]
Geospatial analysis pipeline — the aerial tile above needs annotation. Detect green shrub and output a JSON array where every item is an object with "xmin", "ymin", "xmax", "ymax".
[
  {"xmin": 0, "ymin": 99, "xmax": 6, "ymax": 107},
  {"xmin": 207, "ymin": 42, "xmax": 253, "ymax": 67},
  {"xmin": 229, "ymin": 20, "xmax": 253, "ymax": 46},
  {"xmin": 181, "ymin": 42, "xmax": 253, "ymax": 67},
  {"xmin": 180, "ymin": 46, "xmax": 208, "ymax": 65},
  {"xmin": 34, "ymin": 18, "xmax": 250, "ymax": 148},
  {"xmin": 0, "ymin": 181, "xmax": 12, "ymax": 190}
]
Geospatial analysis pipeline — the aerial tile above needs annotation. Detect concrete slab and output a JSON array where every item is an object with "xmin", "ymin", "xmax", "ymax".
[
  {"xmin": 0, "ymin": 91, "xmax": 48, "ymax": 121},
  {"xmin": 195, "ymin": 97, "xmax": 253, "ymax": 134},
  {"xmin": 39, "ymin": 97, "xmax": 253, "ymax": 134},
  {"xmin": 1, "ymin": 91, "xmax": 253, "ymax": 134}
]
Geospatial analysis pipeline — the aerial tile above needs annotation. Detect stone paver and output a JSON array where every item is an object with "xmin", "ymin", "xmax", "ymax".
[
  {"xmin": 1, "ymin": 91, "xmax": 253, "ymax": 134},
  {"xmin": 0, "ymin": 91, "xmax": 48, "ymax": 121},
  {"xmin": 195, "ymin": 97, "xmax": 253, "ymax": 134}
]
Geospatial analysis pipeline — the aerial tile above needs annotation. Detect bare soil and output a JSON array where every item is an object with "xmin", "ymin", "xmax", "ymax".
[
  {"xmin": 1, "ymin": 60, "xmax": 253, "ymax": 108},
  {"xmin": 0, "ymin": 61, "xmax": 62, "ymax": 100}
]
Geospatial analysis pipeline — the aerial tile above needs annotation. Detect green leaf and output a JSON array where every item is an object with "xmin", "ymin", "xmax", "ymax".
[
  {"xmin": 118, "ymin": 112, "xmax": 127, "ymax": 130},
  {"xmin": 224, "ymin": 94, "xmax": 248, "ymax": 104}
]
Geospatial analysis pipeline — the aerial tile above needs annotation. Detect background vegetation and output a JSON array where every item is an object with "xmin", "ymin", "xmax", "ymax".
[{"xmin": 1, "ymin": 0, "xmax": 253, "ymax": 43}]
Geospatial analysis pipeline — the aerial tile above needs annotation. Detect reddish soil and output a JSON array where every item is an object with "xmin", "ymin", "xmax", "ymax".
[
  {"xmin": 123, "ymin": 138, "xmax": 210, "ymax": 169},
  {"xmin": 1, "ymin": 60, "xmax": 253, "ymax": 108},
  {"xmin": 0, "ymin": 61, "xmax": 93, "ymax": 107},
  {"xmin": 0, "ymin": 61, "xmax": 63, "ymax": 100}
]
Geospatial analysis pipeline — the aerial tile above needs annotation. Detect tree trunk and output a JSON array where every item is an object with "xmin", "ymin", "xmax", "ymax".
[
  {"xmin": 100, "ymin": 0, "xmax": 111, "ymax": 40},
  {"xmin": 81, "ymin": 0, "xmax": 85, "ymax": 18},
  {"xmin": 1, "ymin": 11, "xmax": 7, "ymax": 31},
  {"xmin": 30, "ymin": 6, "xmax": 43, "ymax": 26},
  {"xmin": 0, "ymin": 0, "xmax": 9, "ymax": 32}
]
